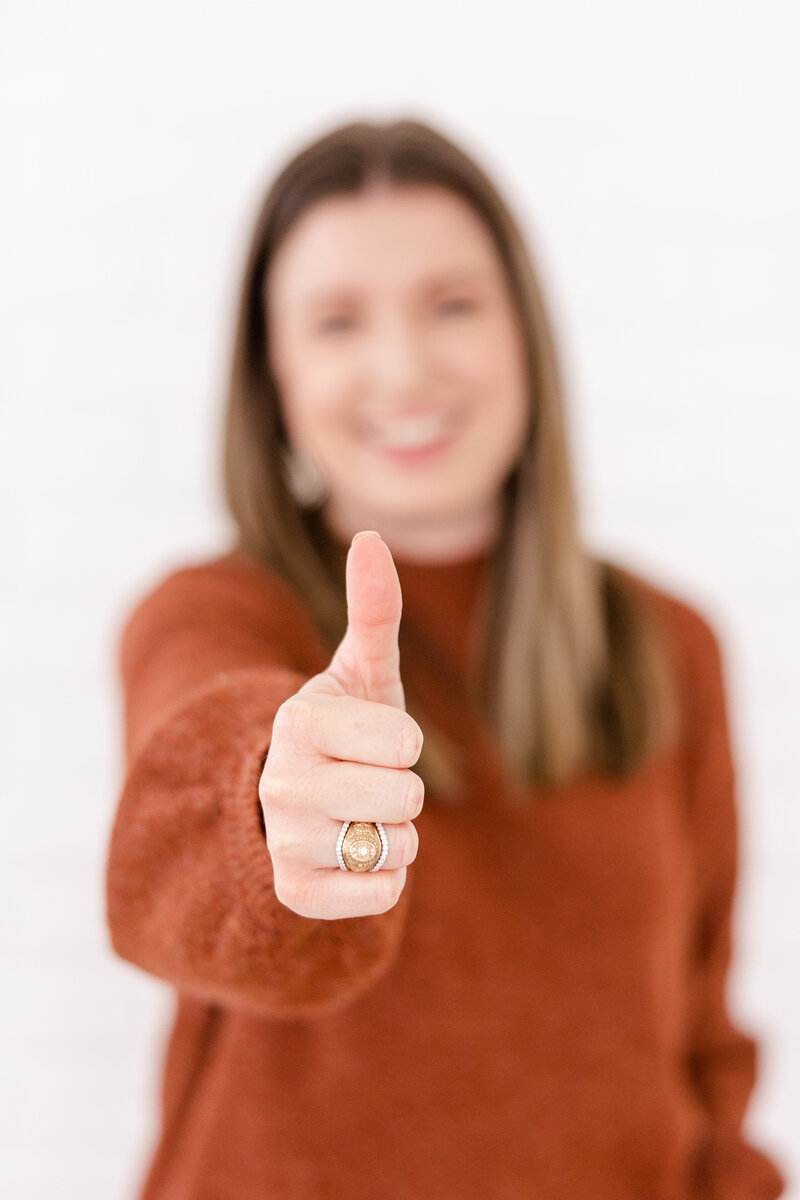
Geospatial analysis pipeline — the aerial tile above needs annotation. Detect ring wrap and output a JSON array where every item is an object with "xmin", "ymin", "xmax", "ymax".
[{"xmin": 337, "ymin": 821, "xmax": 388, "ymax": 872}]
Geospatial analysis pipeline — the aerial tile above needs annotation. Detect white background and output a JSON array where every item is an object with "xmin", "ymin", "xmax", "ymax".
[{"xmin": 1, "ymin": 1, "xmax": 797, "ymax": 1196}]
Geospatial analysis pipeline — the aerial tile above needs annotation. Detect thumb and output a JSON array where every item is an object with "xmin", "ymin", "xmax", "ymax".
[{"xmin": 329, "ymin": 530, "xmax": 406, "ymax": 711}]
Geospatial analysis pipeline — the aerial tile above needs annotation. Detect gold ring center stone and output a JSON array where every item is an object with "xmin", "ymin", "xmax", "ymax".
[{"xmin": 342, "ymin": 822, "xmax": 382, "ymax": 872}]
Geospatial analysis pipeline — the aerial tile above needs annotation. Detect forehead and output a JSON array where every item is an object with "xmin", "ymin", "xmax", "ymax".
[{"xmin": 266, "ymin": 184, "xmax": 505, "ymax": 308}]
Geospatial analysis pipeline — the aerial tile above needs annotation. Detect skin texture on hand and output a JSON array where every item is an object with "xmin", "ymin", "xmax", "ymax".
[{"xmin": 259, "ymin": 531, "xmax": 425, "ymax": 920}]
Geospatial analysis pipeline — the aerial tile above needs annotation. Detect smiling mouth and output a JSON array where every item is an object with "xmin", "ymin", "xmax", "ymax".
[{"xmin": 363, "ymin": 411, "xmax": 462, "ymax": 452}]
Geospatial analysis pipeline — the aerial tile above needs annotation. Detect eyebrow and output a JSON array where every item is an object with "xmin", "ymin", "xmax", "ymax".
[{"xmin": 299, "ymin": 266, "xmax": 498, "ymax": 310}]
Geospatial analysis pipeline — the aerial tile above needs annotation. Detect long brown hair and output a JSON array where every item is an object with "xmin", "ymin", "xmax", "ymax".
[{"xmin": 221, "ymin": 117, "xmax": 679, "ymax": 802}]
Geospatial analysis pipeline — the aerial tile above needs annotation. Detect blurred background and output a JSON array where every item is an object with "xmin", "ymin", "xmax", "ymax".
[{"xmin": 1, "ymin": 1, "xmax": 797, "ymax": 1195}]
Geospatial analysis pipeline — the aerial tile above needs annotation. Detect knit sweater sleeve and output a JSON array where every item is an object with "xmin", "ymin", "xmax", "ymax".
[
  {"xmin": 681, "ymin": 613, "xmax": 786, "ymax": 1198},
  {"xmin": 104, "ymin": 558, "xmax": 411, "ymax": 1019}
]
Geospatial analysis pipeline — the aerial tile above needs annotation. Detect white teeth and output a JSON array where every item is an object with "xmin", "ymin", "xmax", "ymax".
[{"xmin": 370, "ymin": 415, "xmax": 454, "ymax": 449}]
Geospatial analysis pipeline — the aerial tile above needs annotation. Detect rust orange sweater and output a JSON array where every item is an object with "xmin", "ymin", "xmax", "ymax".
[{"xmin": 105, "ymin": 540, "xmax": 786, "ymax": 1199}]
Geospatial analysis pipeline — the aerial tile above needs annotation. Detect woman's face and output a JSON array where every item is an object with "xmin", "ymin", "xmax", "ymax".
[{"xmin": 266, "ymin": 182, "xmax": 530, "ymax": 561}]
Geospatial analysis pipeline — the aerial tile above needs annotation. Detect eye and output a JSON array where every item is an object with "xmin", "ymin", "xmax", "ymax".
[
  {"xmin": 437, "ymin": 297, "xmax": 475, "ymax": 316},
  {"xmin": 315, "ymin": 314, "xmax": 355, "ymax": 335}
]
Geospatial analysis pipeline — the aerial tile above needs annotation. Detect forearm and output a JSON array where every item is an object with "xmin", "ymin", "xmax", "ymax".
[{"xmin": 105, "ymin": 665, "xmax": 410, "ymax": 1018}]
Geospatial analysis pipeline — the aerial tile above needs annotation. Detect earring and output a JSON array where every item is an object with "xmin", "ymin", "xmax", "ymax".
[{"xmin": 281, "ymin": 443, "xmax": 330, "ymax": 509}]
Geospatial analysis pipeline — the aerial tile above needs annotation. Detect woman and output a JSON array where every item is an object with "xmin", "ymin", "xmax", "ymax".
[{"xmin": 105, "ymin": 118, "xmax": 785, "ymax": 1198}]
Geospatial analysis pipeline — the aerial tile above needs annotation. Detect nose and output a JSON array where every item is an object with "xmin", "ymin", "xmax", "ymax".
[{"xmin": 367, "ymin": 314, "xmax": 429, "ymax": 403}]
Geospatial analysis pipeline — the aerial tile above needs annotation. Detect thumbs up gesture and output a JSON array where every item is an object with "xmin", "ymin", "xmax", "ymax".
[{"xmin": 259, "ymin": 531, "xmax": 424, "ymax": 920}]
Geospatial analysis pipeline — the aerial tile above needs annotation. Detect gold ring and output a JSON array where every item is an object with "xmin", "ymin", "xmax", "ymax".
[{"xmin": 336, "ymin": 821, "xmax": 389, "ymax": 872}]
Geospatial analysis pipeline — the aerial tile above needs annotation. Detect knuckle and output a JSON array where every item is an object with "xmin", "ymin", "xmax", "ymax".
[
  {"xmin": 404, "ymin": 822, "xmax": 419, "ymax": 864},
  {"xmin": 403, "ymin": 771, "xmax": 425, "ymax": 820},
  {"xmin": 258, "ymin": 764, "xmax": 290, "ymax": 813},
  {"xmin": 400, "ymin": 717, "xmax": 423, "ymax": 765},
  {"xmin": 275, "ymin": 694, "xmax": 312, "ymax": 744},
  {"xmin": 272, "ymin": 697, "xmax": 292, "ymax": 733},
  {"xmin": 265, "ymin": 824, "xmax": 299, "ymax": 864},
  {"xmin": 272, "ymin": 871, "xmax": 299, "ymax": 913},
  {"xmin": 270, "ymin": 707, "xmax": 290, "ymax": 751},
  {"xmin": 257, "ymin": 769, "xmax": 273, "ymax": 807},
  {"xmin": 381, "ymin": 869, "xmax": 406, "ymax": 910}
]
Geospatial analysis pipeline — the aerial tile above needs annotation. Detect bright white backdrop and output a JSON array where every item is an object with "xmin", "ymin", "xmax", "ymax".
[{"xmin": 1, "ymin": 1, "xmax": 797, "ymax": 1196}]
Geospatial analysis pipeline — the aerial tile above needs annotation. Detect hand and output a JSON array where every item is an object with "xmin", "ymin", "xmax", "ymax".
[{"xmin": 259, "ymin": 531, "xmax": 424, "ymax": 919}]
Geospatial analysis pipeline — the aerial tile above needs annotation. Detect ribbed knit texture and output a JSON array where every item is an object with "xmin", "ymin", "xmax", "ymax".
[{"xmin": 105, "ymin": 543, "xmax": 786, "ymax": 1199}]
